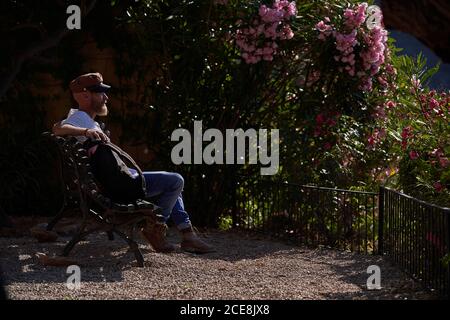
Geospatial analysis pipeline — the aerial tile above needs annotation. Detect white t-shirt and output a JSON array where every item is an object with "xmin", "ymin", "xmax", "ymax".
[
  {"xmin": 61, "ymin": 108, "xmax": 103, "ymax": 142},
  {"xmin": 61, "ymin": 109, "xmax": 139, "ymax": 178}
]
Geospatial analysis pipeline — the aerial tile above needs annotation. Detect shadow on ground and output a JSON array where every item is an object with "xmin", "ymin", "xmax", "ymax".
[{"xmin": 0, "ymin": 216, "xmax": 439, "ymax": 300}]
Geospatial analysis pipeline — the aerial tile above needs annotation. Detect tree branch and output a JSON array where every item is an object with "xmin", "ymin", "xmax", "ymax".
[
  {"xmin": 0, "ymin": 0, "xmax": 97, "ymax": 101},
  {"xmin": 11, "ymin": 23, "xmax": 48, "ymax": 38}
]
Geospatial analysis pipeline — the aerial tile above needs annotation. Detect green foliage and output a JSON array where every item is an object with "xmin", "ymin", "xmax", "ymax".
[
  {"xmin": 2, "ymin": 0, "xmax": 448, "ymax": 222},
  {"xmin": 371, "ymin": 52, "xmax": 450, "ymax": 206},
  {"xmin": 218, "ymin": 214, "xmax": 233, "ymax": 230}
]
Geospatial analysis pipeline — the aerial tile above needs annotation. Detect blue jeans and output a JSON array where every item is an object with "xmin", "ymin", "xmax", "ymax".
[{"xmin": 129, "ymin": 170, "xmax": 191, "ymax": 230}]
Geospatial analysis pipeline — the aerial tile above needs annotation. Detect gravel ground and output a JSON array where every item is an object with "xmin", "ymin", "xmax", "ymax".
[{"xmin": 0, "ymin": 220, "xmax": 437, "ymax": 300}]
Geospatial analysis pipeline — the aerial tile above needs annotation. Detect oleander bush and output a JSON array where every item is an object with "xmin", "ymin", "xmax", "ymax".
[{"xmin": 1, "ymin": 0, "xmax": 448, "ymax": 224}]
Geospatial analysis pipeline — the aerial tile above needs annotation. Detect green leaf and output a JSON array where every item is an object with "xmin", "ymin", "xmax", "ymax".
[{"xmin": 388, "ymin": 130, "xmax": 402, "ymax": 142}]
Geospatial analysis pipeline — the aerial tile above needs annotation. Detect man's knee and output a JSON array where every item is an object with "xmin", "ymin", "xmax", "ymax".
[{"xmin": 171, "ymin": 172, "xmax": 184, "ymax": 190}]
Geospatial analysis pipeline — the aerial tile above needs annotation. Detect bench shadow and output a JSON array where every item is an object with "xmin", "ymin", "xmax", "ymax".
[
  {"xmin": 0, "ymin": 232, "xmax": 155, "ymax": 285},
  {"xmin": 1, "ymin": 226, "xmax": 309, "ymax": 287}
]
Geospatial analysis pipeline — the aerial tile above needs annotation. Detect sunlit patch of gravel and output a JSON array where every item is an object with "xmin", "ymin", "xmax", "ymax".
[{"xmin": 0, "ymin": 226, "xmax": 437, "ymax": 300}]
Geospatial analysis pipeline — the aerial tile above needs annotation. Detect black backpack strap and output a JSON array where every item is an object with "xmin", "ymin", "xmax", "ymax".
[
  {"xmin": 82, "ymin": 139, "xmax": 147, "ymax": 196},
  {"xmin": 104, "ymin": 142, "xmax": 147, "ymax": 194}
]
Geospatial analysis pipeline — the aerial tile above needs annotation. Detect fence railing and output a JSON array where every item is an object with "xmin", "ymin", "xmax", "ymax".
[
  {"xmin": 379, "ymin": 186, "xmax": 450, "ymax": 298},
  {"xmin": 234, "ymin": 178, "xmax": 379, "ymax": 254},
  {"xmin": 233, "ymin": 179, "xmax": 450, "ymax": 298}
]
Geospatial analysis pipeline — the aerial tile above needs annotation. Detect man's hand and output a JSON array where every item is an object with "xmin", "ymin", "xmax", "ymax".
[
  {"xmin": 85, "ymin": 129, "xmax": 110, "ymax": 142},
  {"xmin": 53, "ymin": 122, "xmax": 110, "ymax": 142}
]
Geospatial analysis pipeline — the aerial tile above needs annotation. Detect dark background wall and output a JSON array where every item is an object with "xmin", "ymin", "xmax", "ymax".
[{"xmin": 381, "ymin": 0, "xmax": 450, "ymax": 89}]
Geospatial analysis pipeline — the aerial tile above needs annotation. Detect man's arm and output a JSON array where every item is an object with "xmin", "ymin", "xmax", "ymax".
[
  {"xmin": 52, "ymin": 121, "xmax": 109, "ymax": 142},
  {"xmin": 52, "ymin": 121, "xmax": 86, "ymax": 136}
]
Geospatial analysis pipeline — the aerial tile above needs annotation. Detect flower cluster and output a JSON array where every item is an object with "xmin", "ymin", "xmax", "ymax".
[
  {"xmin": 400, "ymin": 126, "xmax": 413, "ymax": 150},
  {"xmin": 315, "ymin": 3, "xmax": 389, "ymax": 91},
  {"xmin": 343, "ymin": 4, "xmax": 367, "ymax": 29},
  {"xmin": 425, "ymin": 146, "xmax": 450, "ymax": 192},
  {"xmin": 313, "ymin": 112, "xmax": 340, "ymax": 138},
  {"xmin": 367, "ymin": 127, "xmax": 386, "ymax": 150},
  {"xmin": 235, "ymin": 0, "xmax": 297, "ymax": 64},
  {"xmin": 380, "ymin": 83, "xmax": 450, "ymax": 195},
  {"xmin": 416, "ymin": 90, "xmax": 450, "ymax": 121},
  {"xmin": 429, "ymin": 148, "xmax": 450, "ymax": 169}
]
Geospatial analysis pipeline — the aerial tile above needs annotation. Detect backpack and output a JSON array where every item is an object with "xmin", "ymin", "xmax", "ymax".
[{"xmin": 84, "ymin": 140, "xmax": 146, "ymax": 204}]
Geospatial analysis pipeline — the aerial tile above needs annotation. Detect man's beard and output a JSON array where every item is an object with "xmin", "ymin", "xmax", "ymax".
[
  {"xmin": 93, "ymin": 98, "xmax": 108, "ymax": 116},
  {"xmin": 97, "ymin": 104, "xmax": 108, "ymax": 116}
]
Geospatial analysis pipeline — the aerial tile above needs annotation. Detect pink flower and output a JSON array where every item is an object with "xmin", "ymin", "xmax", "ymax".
[
  {"xmin": 434, "ymin": 181, "xmax": 444, "ymax": 192},
  {"xmin": 262, "ymin": 46, "xmax": 274, "ymax": 55},
  {"xmin": 385, "ymin": 101, "xmax": 396, "ymax": 109},
  {"xmin": 401, "ymin": 126, "xmax": 412, "ymax": 139},
  {"xmin": 359, "ymin": 77, "xmax": 373, "ymax": 92},
  {"xmin": 316, "ymin": 113, "xmax": 326, "ymax": 125},
  {"xmin": 431, "ymin": 148, "xmax": 444, "ymax": 158},
  {"xmin": 236, "ymin": 0, "xmax": 297, "ymax": 64},
  {"xmin": 316, "ymin": 21, "xmax": 332, "ymax": 32},
  {"xmin": 439, "ymin": 157, "xmax": 450, "ymax": 168},
  {"xmin": 286, "ymin": 2, "xmax": 297, "ymax": 18},
  {"xmin": 378, "ymin": 76, "xmax": 388, "ymax": 87},
  {"xmin": 429, "ymin": 98, "xmax": 439, "ymax": 110},
  {"xmin": 411, "ymin": 76, "xmax": 421, "ymax": 88},
  {"xmin": 386, "ymin": 64, "xmax": 396, "ymax": 75},
  {"xmin": 401, "ymin": 126, "xmax": 413, "ymax": 150},
  {"xmin": 343, "ymin": 3, "xmax": 367, "ymax": 29},
  {"xmin": 282, "ymin": 25, "xmax": 294, "ymax": 39},
  {"xmin": 314, "ymin": 3, "xmax": 388, "ymax": 91},
  {"xmin": 409, "ymin": 150, "xmax": 419, "ymax": 160},
  {"xmin": 259, "ymin": 5, "xmax": 268, "ymax": 17}
]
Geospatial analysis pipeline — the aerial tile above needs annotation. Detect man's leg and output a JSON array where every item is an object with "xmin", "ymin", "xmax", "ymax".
[
  {"xmin": 143, "ymin": 171, "xmax": 190, "ymax": 226},
  {"xmin": 138, "ymin": 171, "xmax": 183, "ymax": 252},
  {"xmin": 143, "ymin": 171, "xmax": 214, "ymax": 253}
]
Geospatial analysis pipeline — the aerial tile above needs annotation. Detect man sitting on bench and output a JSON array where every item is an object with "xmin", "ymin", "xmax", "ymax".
[{"xmin": 52, "ymin": 72, "xmax": 214, "ymax": 254}]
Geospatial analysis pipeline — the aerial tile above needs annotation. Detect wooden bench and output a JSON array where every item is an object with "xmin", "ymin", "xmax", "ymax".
[{"xmin": 41, "ymin": 132, "xmax": 162, "ymax": 267}]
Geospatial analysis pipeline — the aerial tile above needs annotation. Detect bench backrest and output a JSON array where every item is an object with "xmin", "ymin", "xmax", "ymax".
[{"xmin": 42, "ymin": 132, "xmax": 162, "ymax": 214}]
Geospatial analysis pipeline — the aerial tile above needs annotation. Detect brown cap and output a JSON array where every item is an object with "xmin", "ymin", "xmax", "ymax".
[{"xmin": 69, "ymin": 72, "xmax": 111, "ymax": 93}]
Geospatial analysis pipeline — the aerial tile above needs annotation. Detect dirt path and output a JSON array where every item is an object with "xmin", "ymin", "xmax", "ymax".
[{"xmin": 0, "ymin": 225, "xmax": 436, "ymax": 300}]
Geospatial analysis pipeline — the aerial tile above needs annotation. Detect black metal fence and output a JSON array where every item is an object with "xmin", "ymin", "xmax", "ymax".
[
  {"xmin": 233, "ymin": 178, "xmax": 379, "ymax": 254},
  {"xmin": 379, "ymin": 186, "xmax": 450, "ymax": 298},
  {"xmin": 233, "ymin": 179, "xmax": 450, "ymax": 298}
]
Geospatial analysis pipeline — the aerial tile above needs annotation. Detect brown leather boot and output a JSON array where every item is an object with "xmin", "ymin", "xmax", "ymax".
[
  {"xmin": 180, "ymin": 226, "xmax": 215, "ymax": 254},
  {"xmin": 141, "ymin": 222, "xmax": 176, "ymax": 253}
]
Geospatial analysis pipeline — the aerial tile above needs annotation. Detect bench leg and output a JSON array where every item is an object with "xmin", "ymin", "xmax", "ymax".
[
  {"xmin": 46, "ymin": 205, "xmax": 66, "ymax": 231},
  {"xmin": 112, "ymin": 228, "xmax": 145, "ymax": 267},
  {"xmin": 63, "ymin": 232, "xmax": 84, "ymax": 257},
  {"xmin": 62, "ymin": 224, "xmax": 100, "ymax": 257}
]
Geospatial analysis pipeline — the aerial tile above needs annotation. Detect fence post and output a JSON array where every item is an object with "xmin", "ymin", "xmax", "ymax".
[
  {"xmin": 231, "ymin": 170, "xmax": 237, "ymax": 228},
  {"xmin": 447, "ymin": 208, "xmax": 450, "ymax": 299},
  {"xmin": 378, "ymin": 186, "xmax": 385, "ymax": 255}
]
